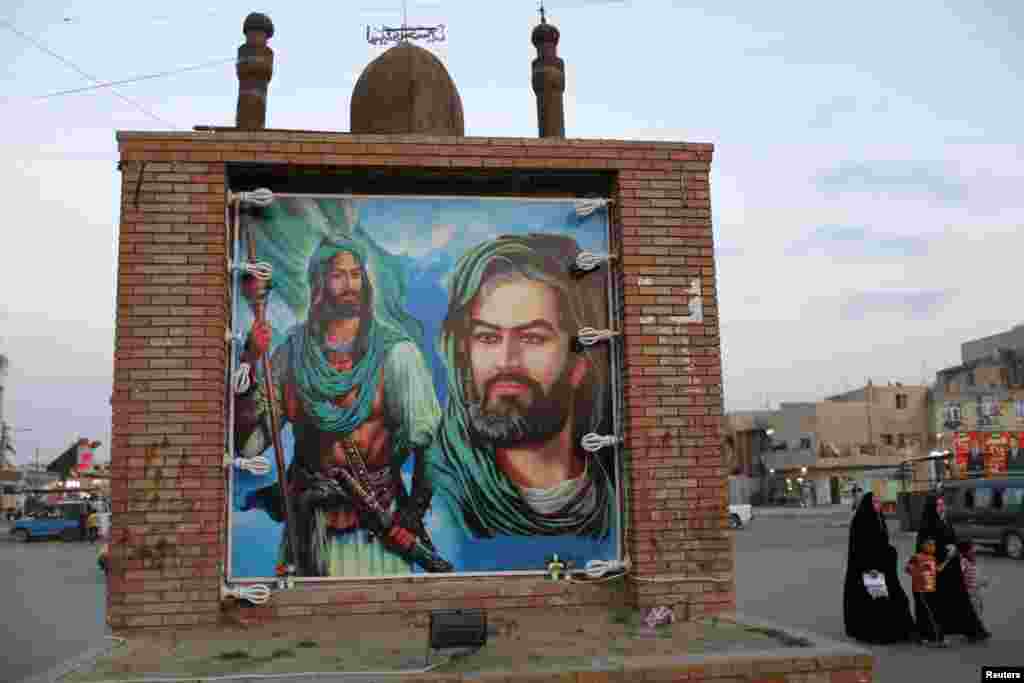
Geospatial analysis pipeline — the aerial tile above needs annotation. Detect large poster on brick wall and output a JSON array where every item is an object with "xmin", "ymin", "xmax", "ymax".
[{"xmin": 228, "ymin": 195, "xmax": 622, "ymax": 579}]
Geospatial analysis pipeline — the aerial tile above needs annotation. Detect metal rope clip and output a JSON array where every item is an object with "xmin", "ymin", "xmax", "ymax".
[
  {"xmin": 574, "ymin": 198, "xmax": 612, "ymax": 218},
  {"xmin": 572, "ymin": 327, "xmax": 620, "ymax": 352},
  {"xmin": 581, "ymin": 433, "xmax": 621, "ymax": 453},
  {"xmin": 230, "ymin": 260, "xmax": 273, "ymax": 281},
  {"xmin": 232, "ymin": 188, "xmax": 275, "ymax": 208},
  {"xmin": 570, "ymin": 251, "xmax": 615, "ymax": 278},
  {"xmin": 221, "ymin": 582, "xmax": 271, "ymax": 605},
  {"xmin": 232, "ymin": 456, "xmax": 272, "ymax": 476},
  {"xmin": 232, "ymin": 363, "xmax": 253, "ymax": 395}
]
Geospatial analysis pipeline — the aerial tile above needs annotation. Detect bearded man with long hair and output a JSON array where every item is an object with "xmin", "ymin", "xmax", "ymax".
[
  {"xmin": 235, "ymin": 233, "xmax": 451, "ymax": 577},
  {"xmin": 428, "ymin": 234, "xmax": 618, "ymax": 570}
]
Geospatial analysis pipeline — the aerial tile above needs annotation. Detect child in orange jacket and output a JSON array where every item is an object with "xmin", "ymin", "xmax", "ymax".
[{"xmin": 906, "ymin": 538, "xmax": 945, "ymax": 647}]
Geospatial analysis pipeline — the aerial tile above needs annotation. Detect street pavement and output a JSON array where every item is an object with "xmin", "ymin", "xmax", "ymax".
[
  {"xmin": 3, "ymin": 510, "xmax": 1020, "ymax": 682},
  {"xmin": 0, "ymin": 523, "xmax": 109, "ymax": 683},
  {"xmin": 736, "ymin": 510, "xmax": 1024, "ymax": 682}
]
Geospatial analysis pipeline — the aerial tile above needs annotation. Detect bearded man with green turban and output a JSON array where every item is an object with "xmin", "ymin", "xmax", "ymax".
[
  {"xmin": 235, "ymin": 231, "xmax": 451, "ymax": 577},
  {"xmin": 429, "ymin": 233, "xmax": 618, "ymax": 571}
]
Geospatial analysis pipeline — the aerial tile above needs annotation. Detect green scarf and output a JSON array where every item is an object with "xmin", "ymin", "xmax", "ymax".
[{"xmin": 287, "ymin": 235, "xmax": 408, "ymax": 435}]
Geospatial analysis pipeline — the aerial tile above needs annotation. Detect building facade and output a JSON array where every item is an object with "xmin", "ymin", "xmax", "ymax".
[
  {"xmin": 933, "ymin": 324, "xmax": 1024, "ymax": 478},
  {"xmin": 751, "ymin": 384, "xmax": 930, "ymax": 507},
  {"xmin": 722, "ymin": 410, "xmax": 779, "ymax": 504}
]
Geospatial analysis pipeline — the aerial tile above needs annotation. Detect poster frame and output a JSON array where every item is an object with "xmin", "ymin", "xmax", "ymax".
[{"xmin": 224, "ymin": 192, "xmax": 625, "ymax": 582}]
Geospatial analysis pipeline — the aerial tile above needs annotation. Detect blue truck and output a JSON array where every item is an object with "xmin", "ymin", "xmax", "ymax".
[{"xmin": 9, "ymin": 501, "xmax": 90, "ymax": 542}]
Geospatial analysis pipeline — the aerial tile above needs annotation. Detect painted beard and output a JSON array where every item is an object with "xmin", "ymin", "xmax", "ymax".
[
  {"xmin": 468, "ymin": 368, "xmax": 575, "ymax": 447},
  {"xmin": 320, "ymin": 295, "xmax": 360, "ymax": 321}
]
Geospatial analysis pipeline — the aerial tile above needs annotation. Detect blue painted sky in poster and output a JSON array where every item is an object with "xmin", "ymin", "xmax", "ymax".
[{"xmin": 230, "ymin": 196, "xmax": 615, "ymax": 579}]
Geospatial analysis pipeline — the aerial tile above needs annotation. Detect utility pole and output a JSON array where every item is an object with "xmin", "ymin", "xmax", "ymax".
[
  {"xmin": 0, "ymin": 354, "xmax": 8, "ymax": 469},
  {"xmin": 866, "ymin": 379, "xmax": 873, "ymax": 453},
  {"xmin": 0, "ymin": 423, "xmax": 8, "ymax": 468}
]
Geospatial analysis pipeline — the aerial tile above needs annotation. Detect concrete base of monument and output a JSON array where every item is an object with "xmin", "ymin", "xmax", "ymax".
[{"xmin": 60, "ymin": 609, "xmax": 872, "ymax": 683}]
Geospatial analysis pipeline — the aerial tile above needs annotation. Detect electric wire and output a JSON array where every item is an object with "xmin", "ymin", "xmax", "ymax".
[
  {"xmin": 33, "ymin": 58, "xmax": 234, "ymax": 99},
  {"xmin": 0, "ymin": 18, "xmax": 179, "ymax": 129},
  {"xmin": 63, "ymin": 636, "xmax": 454, "ymax": 683}
]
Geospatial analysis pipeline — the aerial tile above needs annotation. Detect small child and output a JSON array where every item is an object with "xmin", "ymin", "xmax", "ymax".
[
  {"xmin": 86, "ymin": 510, "xmax": 99, "ymax": 543},
  {"xmin": 958, "ymin": 541, "xmax": 988, "ymax": 618},
  {"xmin": 906, "ymin": 538, "xmax": 946, "ymax": 647}
]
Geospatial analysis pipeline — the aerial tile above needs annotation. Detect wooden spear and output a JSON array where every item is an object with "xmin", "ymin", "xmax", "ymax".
[{"xmin": 242, "ymin": 213, "xmax": 301, "ymax": 573}]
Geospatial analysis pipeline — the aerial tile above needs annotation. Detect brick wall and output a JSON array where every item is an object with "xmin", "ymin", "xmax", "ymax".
[
  {"xmin": 110, "ymin": 131, "xmax": 728, "ymax": 629},
  {"xmin": 108, "ymin": 157, "xmax": 230, "ymax": 628}
]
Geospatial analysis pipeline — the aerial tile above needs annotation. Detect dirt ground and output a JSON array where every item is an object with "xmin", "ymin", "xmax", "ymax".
[{"xmin": 63, "ymin": 606, "xmax": 812, "ymax": 681}]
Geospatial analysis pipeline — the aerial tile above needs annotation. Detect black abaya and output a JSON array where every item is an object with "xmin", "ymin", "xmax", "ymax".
[
  {"xmin": 843, "ymin": 493, "xmax": 916, "ymax": 644},
  {"xmin": 916, "ymin": 495, "xmax": 989, "ymax": 639}
]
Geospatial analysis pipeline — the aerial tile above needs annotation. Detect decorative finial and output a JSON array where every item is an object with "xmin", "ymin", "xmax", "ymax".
[
  {"xmin": 539, "ymin": 1, "xmax": 547, "ymax": 24},
  {"xmin": 366, "ymin": 1, "xmax": 446, "ymax": 46}
]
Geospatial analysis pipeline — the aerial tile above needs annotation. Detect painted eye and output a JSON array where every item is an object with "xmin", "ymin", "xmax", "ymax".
[
  {"xmin": 473, "ymin": 333, "xmax": 500, "ymax": 345},
  {"xmin": 521, "ymin": 334, "xmax": 547, "ymax": 345}
]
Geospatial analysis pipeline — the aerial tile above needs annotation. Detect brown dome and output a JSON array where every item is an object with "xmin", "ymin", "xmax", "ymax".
[
  {"xmin": 531, "ymin": 21, "xmax": 559, "ymax": 46},
  {"xmin": 350, "ymin": 42, "xmax": 464, "ymax": 136},
  {"xmin": 243, "ymin": 12, "xmax": 274, "ymax": 38}
]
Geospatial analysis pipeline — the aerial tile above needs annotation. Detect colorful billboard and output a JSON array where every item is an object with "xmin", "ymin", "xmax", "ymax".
[
  {"xmin": 984, "ymin": 433, "xmax": 1008, "ymax": 477},
  {"xmin": 228, "ymin": 195, "xmax": 621, "ymax": 580},
  {"xmin": 953, "ymin": 431, "xmax": 969, "ymax": 476},
  {"xmin": 952, "ymin": 430, "xmax": 1024, "ymax": 478},
  {"xmin": 935, "ymin": 396, "xmax": 1024, "ymax": 433},
  {"xmin": 1010, "ymin": 433, "xmax": 1024, "ymax": 474}
]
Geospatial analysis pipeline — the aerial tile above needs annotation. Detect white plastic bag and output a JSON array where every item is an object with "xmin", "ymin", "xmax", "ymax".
[{"xmin": 862, "ymin": 570, "xmax": 888, "ymax": 599}]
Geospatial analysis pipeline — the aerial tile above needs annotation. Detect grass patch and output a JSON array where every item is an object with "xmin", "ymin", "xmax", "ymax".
[
  {"xmin": 609, "ymin": 607, "xmax": 633, "ymax": 625},
  {"xmin": 216, "ymin": 650, "xmax": 250, "ymax": 661},
  {"xmin": 296, "ymin": 640, "xmax": 319, "ymax": 649},
  {"xmin": 271, "ymin": 648, "xmax": 295, "ymax": 659}
]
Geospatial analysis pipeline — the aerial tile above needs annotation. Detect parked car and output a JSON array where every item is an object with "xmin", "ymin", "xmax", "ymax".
[
  {"xmin": 942, "ymin": 478, "xmax": 1024, "ymax": 560},
  {"xmin": 729, "ymin": 503, "xmax": 754, "ymax": 529},
  {"xmin": 9, "ymin": 502, "xmax": 89, "ymax": 542}
]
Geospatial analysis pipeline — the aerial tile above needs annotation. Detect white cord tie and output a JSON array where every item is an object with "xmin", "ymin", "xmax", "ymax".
[
  {"xmin": 575, "ymin": 198, "xmax": 612, "ymax": 217},
  {"xmin": 576, "ymin": 327, "xmax": 619, "ymax": 347},
  {"xmin": 232, "ymin": 363, "xmax": 252, "ymax": 395},
  {"xmin": 233, "ymin": 188, "xmax": 275, "ymax": 208},
  {"xmin": 581, "ymin": 433, "xmax": 620, "ymax": 453},
  {"xmin": 231, "ymin": 260, "xmax": 273, "ymax": 281},
  {"xmin": 573, "ymin": 251, "xmax": 614, "ymax": 273},
  {"xmin": 583, "ymin": 558, "xmax": 629, "ymax": 578},
  {"xmin": 233, "ymin": 456, "xmax": 272, "ymax": 476},
  {"xmin": 221, "ymin": 582, "xmax": 271, "ymax": 605}
]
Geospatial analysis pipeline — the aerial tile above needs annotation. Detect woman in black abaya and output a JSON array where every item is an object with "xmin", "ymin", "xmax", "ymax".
[
  {"xmin": 843, "ymin": 492, "xmax": 916, "ymax": 643},
  {"xmin": 916, "ymin": 494, "xmax": 990, "ymax": 643}
]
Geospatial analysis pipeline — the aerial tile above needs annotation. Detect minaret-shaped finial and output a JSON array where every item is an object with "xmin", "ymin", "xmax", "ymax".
[
  {"xmin": 531, "ymin": 4, "xmax": 565, "ymax": 137},
  {"xmin": 235, "ymin": 12, "xmax": 275, "ymax": 130}
]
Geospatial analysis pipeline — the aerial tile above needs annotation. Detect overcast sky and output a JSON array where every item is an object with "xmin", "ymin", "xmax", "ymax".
[{"xmin": 1, "ymin": 1, "xmax": 1021, "ymax": 464}]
